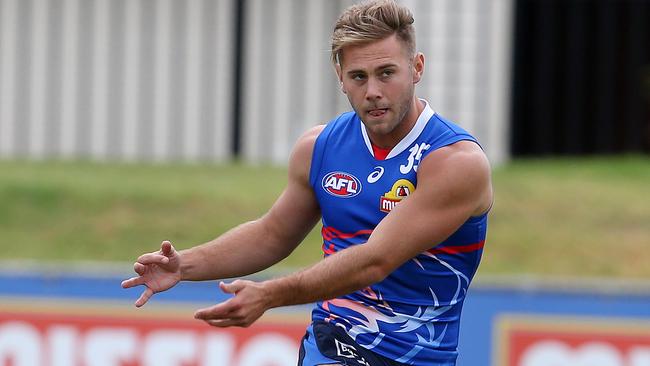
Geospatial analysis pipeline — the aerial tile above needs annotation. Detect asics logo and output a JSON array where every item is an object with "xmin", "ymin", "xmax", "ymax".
[{"xmin": 367, "ymin": 167, "xmax": 384, "ymax": 183}]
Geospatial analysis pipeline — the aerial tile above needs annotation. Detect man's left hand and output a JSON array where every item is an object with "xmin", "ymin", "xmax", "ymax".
[{"xmin": 194, "ymin": 280, "xmax": 271, "ymax": 328}]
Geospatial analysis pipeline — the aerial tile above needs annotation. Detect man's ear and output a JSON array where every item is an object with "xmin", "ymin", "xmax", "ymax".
[
  {"xmin": 412, "ymin": 52, "xmax": 425, "ymax": 84},
  {"xmin": 335, "ymin": 63, "xmax": 346, "ymax": 94}
]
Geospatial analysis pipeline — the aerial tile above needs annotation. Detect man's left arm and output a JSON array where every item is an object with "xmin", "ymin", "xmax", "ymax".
[{"xmin": 194, "ymin": 141, "xmax": 492, "ymax": 327}]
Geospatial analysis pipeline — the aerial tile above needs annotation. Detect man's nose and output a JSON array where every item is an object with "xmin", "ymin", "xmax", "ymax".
[{"xmin": 365, "ymin": 78, "xmax": 382, "ymax": 101}]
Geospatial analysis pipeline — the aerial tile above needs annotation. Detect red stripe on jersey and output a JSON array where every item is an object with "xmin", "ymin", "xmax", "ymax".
[
  {"xmin": 321, "ymin": 226, "xmax": 373, "ymax": 241},
  {"xmin": 322, "ymin": 242, "xmax": 336, "ymax": 255},
  {"xmin": 427, "ymin": 240, "xmax": 485, "ymax": 255},
  {"xmin": 321, "ymin": 226, "xmax": 373, "ymax": 255}
]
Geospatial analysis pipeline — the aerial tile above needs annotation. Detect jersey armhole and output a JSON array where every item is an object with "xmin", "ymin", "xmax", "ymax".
[{"xmin": 308, "ymin": 122, "xmax": 335, "ymax": 188}]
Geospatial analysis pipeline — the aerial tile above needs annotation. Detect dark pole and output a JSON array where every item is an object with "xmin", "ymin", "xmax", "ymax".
[{"xmin": 231, "ymin": 0, "xmax": 246, "ymax": 159}]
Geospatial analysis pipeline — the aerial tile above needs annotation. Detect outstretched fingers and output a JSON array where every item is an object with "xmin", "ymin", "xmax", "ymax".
[
  {"xmin": 122, "ymin": 241, "xmax": 178, "ymax": 308},
  {"xmin": 135, "ymin": 287, "xmax": 154, "ymax": 307},
  {"xmin": 121, "ymin": 276, "xmax": 145, "ymax": 289}
]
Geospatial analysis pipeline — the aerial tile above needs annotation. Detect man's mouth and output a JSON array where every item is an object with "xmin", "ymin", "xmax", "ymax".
[{"xmin": 367, "ymin": 108, "xmax": 388, "ymax": 117}]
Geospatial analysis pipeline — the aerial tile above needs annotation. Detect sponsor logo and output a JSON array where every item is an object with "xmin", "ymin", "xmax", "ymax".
[
  {"xmin": 496, "ymin": 315, "xmax": 650, "ymax": 366},
  {"xmin": 367, "ymin": 167, "xmax": 384, "ymax": 183},
  {"xmin": 0, "ymin": 303, "xmax": 305, "ymax": 366},
  {"xmin": 335, "ymin": 339, "xmax": 370, "ymax": 366},
  {"xmin": 322, "ymin": 172, "xmax": 362, "ymax": 198},
  {"xmin": 379, "ymin": 179, "xmax": 415, "ymax": 213}
]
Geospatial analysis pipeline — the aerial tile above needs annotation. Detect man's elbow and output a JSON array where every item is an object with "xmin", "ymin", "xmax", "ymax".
[{"xmin": 365, "ymin": 255, "xmax": 394, "ymax": 285}]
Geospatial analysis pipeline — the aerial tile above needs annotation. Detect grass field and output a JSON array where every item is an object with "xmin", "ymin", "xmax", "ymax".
[{"xmin": 1, "ymin": 156, "xmax": 649, "ymax": 279}]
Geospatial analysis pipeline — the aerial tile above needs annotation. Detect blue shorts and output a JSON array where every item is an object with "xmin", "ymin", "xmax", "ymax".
[
  {"xmin": 297, "ymin": 321, "xmax": 406, "ymax": 366},
  {"xmin": 298, "ymin": 323, "xmax": 342, "ymax": 365}
]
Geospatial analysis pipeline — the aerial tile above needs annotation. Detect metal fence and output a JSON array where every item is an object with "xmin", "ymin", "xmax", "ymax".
[{"xmin": 0, "ymin": 0, "xmax": 512, "ymax": 165}]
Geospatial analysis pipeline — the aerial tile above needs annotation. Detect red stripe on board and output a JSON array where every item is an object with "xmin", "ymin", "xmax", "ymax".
[{"xmin": 427, "ymin": 240, "xmax": 485, "ymax": 256}]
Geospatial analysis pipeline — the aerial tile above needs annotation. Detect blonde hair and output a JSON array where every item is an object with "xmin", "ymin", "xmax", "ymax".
[{"xmin": 331, "ymin": 0, "xmax": 416, "ymax": 65}]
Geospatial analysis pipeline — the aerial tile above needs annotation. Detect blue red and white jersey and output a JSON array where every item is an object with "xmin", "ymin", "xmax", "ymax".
[{"xmin": 308, "ymin": 100, "xmax": 488, "ymax": 365}]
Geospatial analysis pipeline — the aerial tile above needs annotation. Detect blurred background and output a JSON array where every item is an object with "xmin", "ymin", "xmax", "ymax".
[{"xmin": 0, "ymin": 0, "xmax": 649, "ymax": 365}]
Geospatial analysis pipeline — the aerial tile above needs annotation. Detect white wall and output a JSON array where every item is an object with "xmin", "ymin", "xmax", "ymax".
[
  {"xmin": 0, "ymin": 0, "xmax": 512, "ymax": 165},
  {"xmin": 0, "ymin": 0, "xmax": 234, "ymax": 162}
]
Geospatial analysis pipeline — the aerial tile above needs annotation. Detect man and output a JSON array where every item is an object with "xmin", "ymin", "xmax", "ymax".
[{"xmin": 122, "ymin": 0, "xmax": 492, "ymax": 365}]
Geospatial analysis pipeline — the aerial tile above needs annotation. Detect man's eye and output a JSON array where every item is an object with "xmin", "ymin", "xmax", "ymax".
[
  {"xmin": 381, "ymin": 70, "xmax": 394, "ymax": 77},
  {"xmin": 352, "ymin": 74, "xmax": 365, "ymax": 81}
]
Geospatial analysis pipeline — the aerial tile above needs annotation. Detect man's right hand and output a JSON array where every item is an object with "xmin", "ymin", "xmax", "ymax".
[{"xmin": 121, "ymin": 240, "xmax": 182, "ymax": 307}]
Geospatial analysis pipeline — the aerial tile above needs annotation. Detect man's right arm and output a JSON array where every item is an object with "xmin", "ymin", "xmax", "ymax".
[
  {"xmin": 179, "ymin": 125, "xmax": 324, "ymax": 281},
  {"xmin": 122, "ymin": 125, "xmax": 324, "ymax": 306}
]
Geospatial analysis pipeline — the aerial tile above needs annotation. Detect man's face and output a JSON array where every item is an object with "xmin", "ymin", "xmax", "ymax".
[{"xmin": 336, "ymin": 34, "xmax": 424, "ymax": 142}]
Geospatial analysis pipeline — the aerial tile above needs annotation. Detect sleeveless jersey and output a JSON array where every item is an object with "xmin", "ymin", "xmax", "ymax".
[{"xmin": 309, "ymin": 101, "xmax": 488, "ymax": 365}]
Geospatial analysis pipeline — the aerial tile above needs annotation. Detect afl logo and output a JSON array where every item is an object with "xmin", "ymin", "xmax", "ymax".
[{"xmin": 322, "ymin": 171, "xmax": 362, "ymax": 198}]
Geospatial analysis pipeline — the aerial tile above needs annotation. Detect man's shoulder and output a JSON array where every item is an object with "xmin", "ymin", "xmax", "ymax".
[
  {"xmin": 291, "ymin": 125, "xmax": 326, "ymax": 162},
  {"xmin": 418, "ymin": 140, "xmax": 493, "ymax": 215},
  {"xmin": 304, "ymin": 124, "xmax": 327, "ymax": 141},
  {"xmin": 422, "ymin": 140, "xmax": 489, "ymax": 174}
]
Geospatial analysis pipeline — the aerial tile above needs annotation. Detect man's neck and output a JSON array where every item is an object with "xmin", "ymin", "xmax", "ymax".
[{"xmin": 367, "ymin": 97, "xmax": 425, "ymax": 149}]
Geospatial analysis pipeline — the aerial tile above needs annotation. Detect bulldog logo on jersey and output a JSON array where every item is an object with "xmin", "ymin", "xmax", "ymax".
[
  {"xmin": 380, "ymin": 179, "xmax": 415, "ymax": 213},
  {"xmin": 322, "ymin": 171, "xmax": 362, "ymax": 198}
]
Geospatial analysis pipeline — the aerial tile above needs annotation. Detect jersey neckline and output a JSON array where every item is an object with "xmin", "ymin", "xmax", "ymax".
[{"xmin": 359, "ymin": 99, "xmax": 435, "ymax": 160}]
